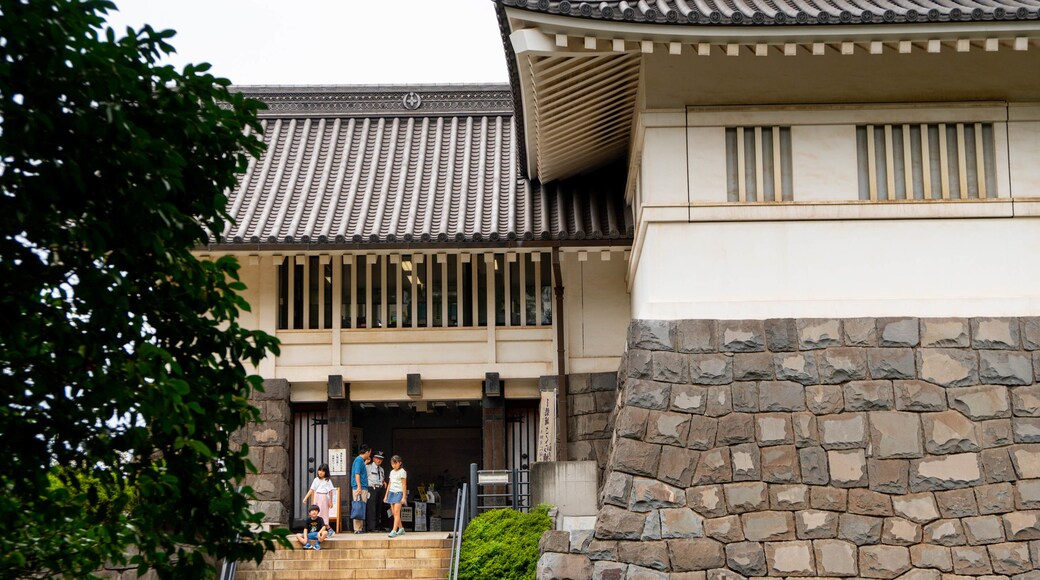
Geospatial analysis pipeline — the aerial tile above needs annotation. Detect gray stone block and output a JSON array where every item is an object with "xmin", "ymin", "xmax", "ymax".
[
  {"xmin": 660, "ymin": 508, "xmax": 705, "ymax": 539},
  {"xmin": 936, "ymin": 488, "xmax": 980, "ymax": 518},
  {"xmin": 630, "ymin": 320, "xmax": 675, "ymax": 351},
  {"xmin": 730, "ymin": 382, "xmax": 759, "ymax": 413},
  {"xmin": 924, "ymin": 518, "xmax": 967, "ymax": 546},
  {"xmin": 923, "ymin": 410, "xmax": 981, "ymax": 454},
  {"xmin": 911, "ymin": 543, "xmax": 954, "ymax": 572},
  {"xmin": 798, "ymin": 318, "xmax": 843, "ymax": 350},
  {"xmin": 895, "ymin": 380, "xmax": 948, "ymax": 412},
  {"xmin": 704, "ymin": 514, "xmax": 744, "ymax": 543},
  {"xmin": 667, "ymin": 538, "xmax": 725, "ymax": 572},
  {"xmin": 981, "ymin": 420, "xmax": 1016, "ymax": 449},
  {"xmin": 594, "ymin": 390, "xmax": 618, "ymax": 413},
  {"xmin": 619, "ymin": 540, "xmax": 670, "ymax": 571},
  {"xmin": 981, "ymin": 451, "xmax": 1015, "ymax": 486},
  {"xmin": 596, "ymin": 505, "xmax": 648, "ymax": 540},
  {"xmin": 949, "ymin": 385, "xmax": 1012, "ymax": 420},
  {"xmin": 845, "ymin": 380, "xmax": 895, "ymax": 411},
  {"xmin": 973, "ymin": 318, "xmax": 1021, "ymax": 350},
  {"xmin": 838, "ymin": 513, "xmax": 883, "ymax": 545},
  {"xmin": 796, "ymin": 509, "xmax": 839, "ymax": 539},
  {"xmin": 771, "ymin": 484, "xmax": 810, "ymax": 511},
  {"xmin": 766, "ymin": 540, "xmax": 818, "ymax": 576},
  {"xmin": 691, "ymin": 449, "xmax": 732, "ymax": 485},
  {"xmin": 687, "ymin": 485, "xmax": 727, "ymax": 518},
  {"xmin": 756, "ymin": 412, "xmax": 793, "ymax": 446},
  {"xmin": 910, "ymin": 453, "xmax": 984, "ymax": 492},
  {"xmin": 848, "ymin": 488, "xmax": 894, "ymax": 516},
  {"xmin": 570, "ymin": 373, "xmax": 593, "ymax": 395},
  {"xmin": 716, "ymin": 413, "xmax": 754, "ymax": 445},
  {"xmin": 658, "ymin": 445, "xmax": 700, "ymax": 488},
  {"xmin": 811, "ymin": 486, "xmax": 848, "ymax": 511},
  {"xmin": 592, "ymin": 371, "xmax": 619, "ymax": 392},
  {"xmin": 602, "ymin": 472, "xmax": 634, "ymax": 507},
  {"xmin": 617, "ymin": 406, "xmax": 651, "ymax": 440},
  {"xmin": 980, "ymin": 351, "xmax": 1034, "ymax": 386},
  {"xmin": 732, "ymin": 353, "xmax": 773, "ymax": 382},
  {"xmin": 630, "ymin": 477, "xmax": 685, "ymax": 512},
  {"xmin": 741, "ymin": 510, "xmax": 795, "ymax": 541},
  {"xmin": 646, "ymin": 411, "xmax": 692, "ymax": 447},
  {"xmin": 1014, "ymin": 417, "xmax": 1040, "ymax": 443},
  {"xmin": 964, "ymin": 514, "xmax": 1008, "ymax": 545},
  {"xmin": 1003, "ymin": 510, "xmax": 1040, "ymax": 541},
  {"xmin": 814, "ymin": 538, "xmax": 859, "ymax": 576},
  {"xmin": 774, "ymin": 352, "xmax": 820, "ymax": 385},
  {"xmin": 921, "ymin": 318, "xmax": 971, "ymax": 348},
  {"xmin": 759, "ymin": 380, "xmax": 807, "ymax": 411},
  {"xmin": 1015, "ymin": 480, "xmax": 1040, "ymax": 510},
  {"xmin": 702, "ymin": 569, "xmax": 740, "ymax": 580},
  {"xmin": 867, "ymin": 348, "xmax": 917, "ymax": 380},
  {"xmin": 870, "ymin": 411, "xmax": 925, "ymax": 459},
  {"xmin": 800, "ymin": 446, "xmax": 830, "ymax": 484},
  {"xmin": 988, "ymin": 541, "xmax": 1034, "ymax": 575},
  {"xmin": 724, "ymin": 481, "xmax": 768, "ymax": 514},
  {"xmin": 1009, "ymin": 444, "xmax": 1040, "ymax": 479},
  {"xmin": 952, "ymin": 545, "xmax": 994, "ymax": 575},
  {"xmin": 868, "ymin": 459, "xmax": 910, "ymax": 494},
  {"xmin": 625, "ymin": 380, "xmax": 672, "ymax": 410},
  {"xmin": 572, "ymin": 392, "xmax": 600, "ymax": 416},
  {"xmin": 653, "ymin": 351, "xmax": 690, "ymax": 384},
  {"xmin": 592, "ymin": 560, "xmax": 628, "ymax": 580},
  {"xmin": 689, "ymin": 354, "xmax": 732, "ymax": 386},
  {"xmin": 725, "ymin": 541, "xmax": 766, "ymax": 576},
  {"xmin": 860, "ymin": 545, "xmax": 911, "ymax": 578},
  {"xmin": 819, "ymin": 413, "xmax": 869, "ymax": 450},
  {"xmin": 761, "ymin": 445, "xmax": 801, "ymax": 483},
  {"xmin": 540, "ymin": 529, "xmax": 572, "ymax": 553},
  {"xmin": 830, "ymin": 449, "xmax": 869, "ymax": 487},
  {"xmin": 807, "ymin": 384, "xmax": 845, "ymax": 415},
  {"xmin": 1012, "ymin": 386, "xmax": 1040, "ymax": 417},
  {"xmin": 880, "ymin": 318, "xmax": 920, "ymax": 347},
  {"xmin": 729, "ymin": 442, "xmax": 760, "ymax": 481},
  {"xmin": 793, "ymin": 412, "xmax": 819, "ymax": 448},
  {"xmin": 704, "ymin": 385, "xmax": 732, "ymax": 417},
  {"xmin": 671, "ymin": 385, "xmax": 708, "ymax": 415},
  {"xmin": 883, "ymin": 517, "xmax": 923, "ymax": 545},
  {"xmin": 976, "ymin": 483, "xmax": 1016, "ymax": 515},
  {"xmin": 892, "ymin": 492, "xmax": 941, "ymax": 524},
  {"xmin": 718, "ymin": 320, "xmax": 766, "ymax": 353},
  {"xmin": 819, "ymin": 347, "xmax": 869, "ymax": 384},
  {"xmin": 539, "ymin": 552, "xmax": 594, "ymax": 579},
  {"xmin": 918, "ymin": 349, "xmax": 979, "ymax": 387},
  {"xmin": 626, "ymin": 349, "xmax": 654, "ymax": 380},
  {"xmin": 675, "ymin": 320, "xmax": 718, "ymax": 354},
  {"xmin": 844, "ymin": 318, "xmax": 879, "ymax": 347},
  {"xmin": 1022, "ymin": 317, "xmax": 1040, "ymax": 351},
  {"xmin": 613, "ymin": 437, "xmax": 663, "ymax": 478},
  {"xmin": 686, "ymin": 415, "xmax": 719, "ymax": 450},
  {"xmin": 765, "ymin": 318, "xmax": 799, "ymax": 352},
  {"xmin": 587, "ymin": 540, "xmax": 619, "ymax": 561}
]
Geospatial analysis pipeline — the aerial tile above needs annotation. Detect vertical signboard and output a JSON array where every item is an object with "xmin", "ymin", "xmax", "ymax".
[
  {"xmin": 536, "ymin": 390, "xmax": 557, "ymax": 462},
  {"xmin": 329, "ymin": 448, "xmax": 347, "ymax": 476}
]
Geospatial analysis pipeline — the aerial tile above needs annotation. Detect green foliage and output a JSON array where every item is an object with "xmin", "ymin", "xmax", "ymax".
[
  {"xmin": 0, "ymin": 0, "xmax": 288, "ymax": 577},
  {"xmin": 458, "ymin": 505, "xmax": 553, "ymax": 580}
]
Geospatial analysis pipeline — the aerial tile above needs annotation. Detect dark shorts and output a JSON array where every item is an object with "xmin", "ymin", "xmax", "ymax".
[{"xmin": 387, "ymin": 491, "xmax": 403, "ymax": 505}]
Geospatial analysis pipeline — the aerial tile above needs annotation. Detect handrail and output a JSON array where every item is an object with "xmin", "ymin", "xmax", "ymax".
[{"xmin": 448, "ymin": 483, "xmax": 469, "ymax": 580}]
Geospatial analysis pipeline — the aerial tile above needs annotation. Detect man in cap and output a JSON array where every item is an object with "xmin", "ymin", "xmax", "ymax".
[{"xmin": 366, "ymin": 451, "xmax": 388, "ymax": 531}]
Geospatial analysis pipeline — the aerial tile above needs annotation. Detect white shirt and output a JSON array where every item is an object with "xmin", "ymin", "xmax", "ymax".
[
  {"xmin": 310, "ymin": 477, "xmax": 334, "ymax": 494},
  {"xmin": 388, "ymin": 468, "xmax": 407, "ymax": 493}
]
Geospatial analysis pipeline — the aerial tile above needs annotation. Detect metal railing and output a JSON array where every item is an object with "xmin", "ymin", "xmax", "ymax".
[
  {"xmin": 470, "ymin": 465, "xmax": 531, "ymax": 513},
  {"xmin": 448, "ymin": 483, "xmax": 469, "ymax": 580}
]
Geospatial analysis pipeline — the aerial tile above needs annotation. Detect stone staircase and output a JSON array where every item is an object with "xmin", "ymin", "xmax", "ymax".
[{"xmin": 235, "ymin": 532, "xmax": 453, "ymax": 580}]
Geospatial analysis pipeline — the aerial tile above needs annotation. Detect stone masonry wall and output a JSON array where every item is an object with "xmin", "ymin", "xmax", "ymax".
[
  {"xmin": 539, "ymin": 318, "xmax": 1040, "ymax": 580},
  {"xmin": 234, "ymin": 378, "xmax": 292, "ymax": 525},
  {"xmin": 569, "ymin": 371, "xmax": 620, "ymax": 480}
]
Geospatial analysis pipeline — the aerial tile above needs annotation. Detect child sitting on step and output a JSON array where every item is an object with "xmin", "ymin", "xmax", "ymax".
[{"xmin": 296, "ymin": 505, "xmax": 328, "ymax": 550}]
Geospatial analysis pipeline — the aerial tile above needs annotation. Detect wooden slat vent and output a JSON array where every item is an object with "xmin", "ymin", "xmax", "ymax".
[{"xmin": 725, "ymin": 126, "xmax": 794, "ymax": 203}]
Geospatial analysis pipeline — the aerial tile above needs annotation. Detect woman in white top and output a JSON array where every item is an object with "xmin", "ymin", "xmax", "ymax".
[
  {"xmin": 302, "ymin": 463, "xmax": 335, "ymax": 527},
  {"xmin": 383, "ymin": 455, "xmax": 408, "ymax": 537}
]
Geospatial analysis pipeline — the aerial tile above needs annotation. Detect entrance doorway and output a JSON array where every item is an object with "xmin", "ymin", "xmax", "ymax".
[{"xmin": 291, "ymin": 404, "xmax": 327, "ymax": 523}]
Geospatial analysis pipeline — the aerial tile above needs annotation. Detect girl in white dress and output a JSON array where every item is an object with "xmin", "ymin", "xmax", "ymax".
[
  {"xmin": 383, "ymin": 455, "xmax": 408, "ymax": 537},
  {"xmin": 302, "ymin": 463, "xmax": 335, "ymax": 528}
]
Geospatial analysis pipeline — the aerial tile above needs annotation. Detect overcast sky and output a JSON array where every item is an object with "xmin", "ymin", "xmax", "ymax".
[{"xmin": 104, "ymin": 0, "xmax": 509, "ymax": 86}]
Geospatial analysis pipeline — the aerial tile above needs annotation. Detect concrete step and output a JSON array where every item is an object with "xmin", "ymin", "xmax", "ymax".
[{"xmin": 235, "ymin": 532, "xmax": 453, "ymax": 580}]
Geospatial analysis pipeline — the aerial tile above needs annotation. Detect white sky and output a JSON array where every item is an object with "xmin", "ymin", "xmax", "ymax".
[{"xmin": 104, "ymin": 0, "xmax": 509, "ymax": 86}]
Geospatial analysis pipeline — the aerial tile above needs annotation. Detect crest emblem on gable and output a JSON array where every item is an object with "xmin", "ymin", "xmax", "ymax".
[{"xmin": 402, "ymin": 92, "xmax": 422, "ymax": 110}]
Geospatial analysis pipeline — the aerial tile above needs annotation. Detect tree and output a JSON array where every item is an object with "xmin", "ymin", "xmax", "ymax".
[{"xmin": 0, "ymin": 0, "xmax": 286, "ymax": 577}]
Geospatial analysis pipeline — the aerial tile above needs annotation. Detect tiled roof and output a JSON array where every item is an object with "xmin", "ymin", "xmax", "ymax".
[
  {"xmin": 216, "ymin": 86, "xmax": 632, "ymax": 247},
  {"xmin": 495, "ymin": 0, "xmax": 1040, "ymax": 26}
]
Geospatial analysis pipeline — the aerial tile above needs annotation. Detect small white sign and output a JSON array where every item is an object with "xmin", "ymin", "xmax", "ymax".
[
  {"xmin": 478, "ymin": 473, "xmax": 510, "ymax": 485},
  {"xmin": 415, "ymin": 502, "xmax": 427, "ymax": 531},
  {"xmin": 329, "ymin": 448, "xmax": 347, "ymax": 476},
  {"xmin": 401, "ymin": 506, "xmax": 414, "ymax": 523}
]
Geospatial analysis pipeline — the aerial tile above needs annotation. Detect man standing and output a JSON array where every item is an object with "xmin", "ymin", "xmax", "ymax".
[
  {"xmin": 366, "ymin": 451, "xmax": 387, "ymax": 531},
  {"xmin": 350, "ymin": 444, "xmax": 372, "ymax": 534}
]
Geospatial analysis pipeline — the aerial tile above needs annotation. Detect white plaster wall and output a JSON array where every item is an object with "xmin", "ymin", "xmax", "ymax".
[
  {"xmin": 641, "ymin": 127, "xmax": 689, "ymax": 207},
  {"xmin": 790, "ymin": 125, "xmax": 859, "ymax": 202},
  {"xmin": 1009, "ymin": 120, "xmax": 1040, "ymax": 199},
  {"xmin": 687, "ymin": 126, "xmax": 727, "ymax": 204},
  {"xmin": 562, "ymin": 252, "xmax": 631, "ymax": 373},
  {"xmin": 631, "ymin": 218, "xmax": 1040, "ymax": 320}
]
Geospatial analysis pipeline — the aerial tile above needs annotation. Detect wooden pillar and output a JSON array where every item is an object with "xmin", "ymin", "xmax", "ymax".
[
  {"xmin": 327, "ymin": 384, "xmax": 352, "ymax": 493},
  {"xmin": 482, "ymin": 390, "xmax": 506, "ymax": 472}
]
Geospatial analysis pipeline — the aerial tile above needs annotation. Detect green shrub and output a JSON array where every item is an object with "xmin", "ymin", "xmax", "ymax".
[{"xmin": 458, "ymin": 504, "xmax": 552, "ymax": 580}]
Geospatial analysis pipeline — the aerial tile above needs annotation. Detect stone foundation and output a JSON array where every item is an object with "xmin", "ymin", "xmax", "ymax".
[
  {"xmin": 540, "ymin": 318, "xmax": 1040, "ymax": 579},
  {"xmin": 235, "ymin": 378, "xmax": 292, "ymax": 525},
  {"xmin": 567, "ymin": 371, "xmax": 620, "ymax": 480}
]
